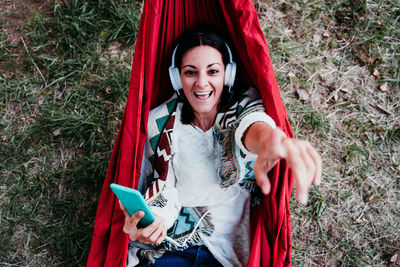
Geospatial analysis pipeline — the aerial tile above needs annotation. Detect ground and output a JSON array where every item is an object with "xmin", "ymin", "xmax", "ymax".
[
  {"xmin": 0, "ymin": 0, "xmax": 399, "ymax": 266},
  {"xmin": 0, "ymin": 0, "xmax": 53, "ymax": 74}
]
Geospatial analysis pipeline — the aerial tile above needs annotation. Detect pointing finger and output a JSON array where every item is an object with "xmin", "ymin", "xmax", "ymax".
[
  {"xmin": 307, "ymin": 145, "xmax": 322, "ymax": 186},
  {"xmin": 286, "ymin": 143, "xmax": 310, "ymax": 204}
]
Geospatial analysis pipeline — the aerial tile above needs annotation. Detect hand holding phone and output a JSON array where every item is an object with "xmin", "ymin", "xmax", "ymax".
[{"xmin": 110, "ymin": 183, "xmax": 156, "ymax": 229}]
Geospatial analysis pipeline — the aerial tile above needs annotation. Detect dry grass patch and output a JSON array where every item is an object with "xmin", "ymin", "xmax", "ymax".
[{"xmin": 256, "ymin": 0, "xmax": 399, "ymax": 265}]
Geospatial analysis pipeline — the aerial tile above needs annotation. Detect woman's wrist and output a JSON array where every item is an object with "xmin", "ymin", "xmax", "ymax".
[{"xmin": 243, "ymin": 121, "xmax": 274, "ymax": 155}]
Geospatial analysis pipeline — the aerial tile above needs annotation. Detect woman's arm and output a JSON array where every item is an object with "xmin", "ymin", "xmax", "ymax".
[{"xmin": 243, "ymin": 121, "xmax": 322, "ymax": 204}]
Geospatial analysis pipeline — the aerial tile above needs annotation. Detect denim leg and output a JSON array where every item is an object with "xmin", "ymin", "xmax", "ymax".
[
  {"xmin": 137, "ymin": 247, "xmax": 197, "ymax": 267},
  {"xmin": 193, "ymin": 246, "xmax": 223, "ymax": 267},
  {"xmin": 137, "ymin": 246, "xmax": 222, "ymax": 267}
]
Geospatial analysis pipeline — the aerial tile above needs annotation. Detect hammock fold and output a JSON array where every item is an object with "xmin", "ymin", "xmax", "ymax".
[{"xmin": 87, "ymin": 0, "xmax": 294, "ymax": 266}]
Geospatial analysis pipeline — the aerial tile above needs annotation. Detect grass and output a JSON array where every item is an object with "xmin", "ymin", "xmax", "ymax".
[
  {"xmin": 1, "ymin": 0, "xmax": 399, "ymax": 266},
  {"xmin": 255, "ymin": 0, "xmax": 399, "ymax": 265},
  {"xmin": 0, "ymin": 0, "xmax": 141, "ymax": 265}
]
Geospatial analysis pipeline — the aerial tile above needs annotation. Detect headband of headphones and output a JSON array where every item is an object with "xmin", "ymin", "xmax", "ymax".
[{"xmin": 168, "ymin": 43, "xmax": 237, "ymax": 91}]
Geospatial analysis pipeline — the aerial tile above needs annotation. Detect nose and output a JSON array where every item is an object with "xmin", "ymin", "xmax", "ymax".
[{"xmin": 196, "ymin": 71, "xmax": 208, "ymax": 88}]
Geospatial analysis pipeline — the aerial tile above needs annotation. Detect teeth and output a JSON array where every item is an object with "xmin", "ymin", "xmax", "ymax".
[{"xmin": 195, "ymin": 92, "xmax": 211, "ymax": 96}]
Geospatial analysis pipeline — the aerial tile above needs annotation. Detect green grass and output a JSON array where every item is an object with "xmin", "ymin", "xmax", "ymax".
[{"xmin": 0, "ymin": 0, "xmax": 140, "ymax": 265}]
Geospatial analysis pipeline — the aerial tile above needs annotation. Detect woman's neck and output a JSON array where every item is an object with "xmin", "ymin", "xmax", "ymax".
[{"xmin": 193, "ymin": 110, "xmax": 217, "ymax": 131}]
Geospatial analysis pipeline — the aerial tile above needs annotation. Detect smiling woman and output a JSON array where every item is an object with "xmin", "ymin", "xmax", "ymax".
[
  {"xmin": 180, "ymin": 46, "xmax": 225, "ymax": 130},
  {"xmin": 170, "ymin": 28, "xmax": 237, "ymax": 127},
  {"xmin": 115, "ymin": 26, "xmax": 322, "ymax": 267}
]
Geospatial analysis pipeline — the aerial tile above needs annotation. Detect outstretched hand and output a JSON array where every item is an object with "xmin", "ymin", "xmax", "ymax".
[{"xmin": 245, "ymin": 123, "xmax": 322, "ymax": 204}]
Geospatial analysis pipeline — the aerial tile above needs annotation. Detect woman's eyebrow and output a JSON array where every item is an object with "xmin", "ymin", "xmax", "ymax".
[
  {"xmin": 182, "ymin": 64, "xmax": 197, "ymax": 69},
  {"xmin": 182, "ymin": 63, "xmax": 222, "ymax": 69},
  {"xmin": 207, "ymin": 63, "xmax": 222, "ymax": 68}
]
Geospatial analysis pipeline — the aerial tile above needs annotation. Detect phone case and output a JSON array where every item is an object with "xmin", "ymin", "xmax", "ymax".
[{"xmin": 110, "ymin": 183, "xmax": 156, "ymax": 228}]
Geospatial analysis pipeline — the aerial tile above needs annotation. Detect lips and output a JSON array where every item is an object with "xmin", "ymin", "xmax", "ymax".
[{"xmin": 194, "ymin": 91, "xmax": 213, "ymax": 100}]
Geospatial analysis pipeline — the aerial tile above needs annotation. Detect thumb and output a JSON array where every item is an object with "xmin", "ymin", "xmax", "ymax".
[{"xmin": 253, "ymin": 158, "xmax": 271, "ymax": 195}]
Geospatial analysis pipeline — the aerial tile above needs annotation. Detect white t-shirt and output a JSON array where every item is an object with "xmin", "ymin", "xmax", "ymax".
[{"xmin": 171, "ymin": 105, "xmax": 252, "ymax": 266}]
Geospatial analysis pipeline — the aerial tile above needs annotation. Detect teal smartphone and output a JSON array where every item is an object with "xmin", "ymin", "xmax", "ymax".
[{"xmin": 110, "ymin": 183, "xmax": 156, "ymax": 228}]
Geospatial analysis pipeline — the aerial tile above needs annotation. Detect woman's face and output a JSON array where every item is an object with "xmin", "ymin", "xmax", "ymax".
[{"xmin": 180, "ymin": 45, "xmax": 225, "ymax": 118}]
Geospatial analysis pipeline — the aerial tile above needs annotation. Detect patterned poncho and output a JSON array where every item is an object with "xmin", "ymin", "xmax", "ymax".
[{"xmin": 133, "ymin": 87, "xmax": 276, "ymax": 264}]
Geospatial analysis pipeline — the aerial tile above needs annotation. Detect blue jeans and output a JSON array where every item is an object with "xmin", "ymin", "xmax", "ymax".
[{"xmin": 137, "ymin": 246, "xmax": 223, "ymax": 267}]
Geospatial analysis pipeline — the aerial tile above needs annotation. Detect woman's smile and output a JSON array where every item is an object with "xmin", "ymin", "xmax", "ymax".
[{"xmin": 194, "ymin": 91, "xmax": 213, "ymax": 100}]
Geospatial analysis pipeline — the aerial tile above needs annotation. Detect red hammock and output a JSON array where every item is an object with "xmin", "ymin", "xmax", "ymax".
[{"xmin": 87, "ymin": 0, "xmax": 294, "ymax": 266}]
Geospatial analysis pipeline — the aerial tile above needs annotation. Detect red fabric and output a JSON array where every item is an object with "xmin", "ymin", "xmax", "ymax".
[{"xmin": 87, "ymin": 0, "xmax": 293, "ymax": 266}]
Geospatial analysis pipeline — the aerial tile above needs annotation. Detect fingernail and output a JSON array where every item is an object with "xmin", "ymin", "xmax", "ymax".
[
  {"xmin": 263, "ymin": 185, "xmax": 270, "ymax": 195},
  {"xmin": 298, "ymin": 193, "xmax": 308, "ymax": 204}
]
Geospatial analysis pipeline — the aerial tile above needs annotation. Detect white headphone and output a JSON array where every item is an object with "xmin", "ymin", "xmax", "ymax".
[{"xmin": 168, "ymin": 43, "xmax": 237, "ymax": 92}]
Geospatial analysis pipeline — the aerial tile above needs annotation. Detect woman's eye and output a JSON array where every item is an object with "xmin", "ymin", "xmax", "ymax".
[
  {"xmin": 208, "ymin": 69, "xmax": 219, "ymax": 75},
  {"xmin": 184, "ymin": 70, "xmax": 196, "ymax": 76}
]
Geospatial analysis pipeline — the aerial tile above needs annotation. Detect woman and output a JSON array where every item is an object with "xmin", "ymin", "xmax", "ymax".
[{"xmin": 121, "ymin": 27, "xmax": 321, "ymax": 266}]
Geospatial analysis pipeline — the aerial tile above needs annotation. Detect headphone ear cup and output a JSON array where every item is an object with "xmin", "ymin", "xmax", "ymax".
[
  {"xmin": 169, "ymin": 66, "xmax": 182, "ymax": 91},
  {"xmin": 224, "ymin": 63, "xmax": 232, "ymax": 86},
  {"xmin": 224, "ymin": 62, "xmax": 237, "ymax": 88}
]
